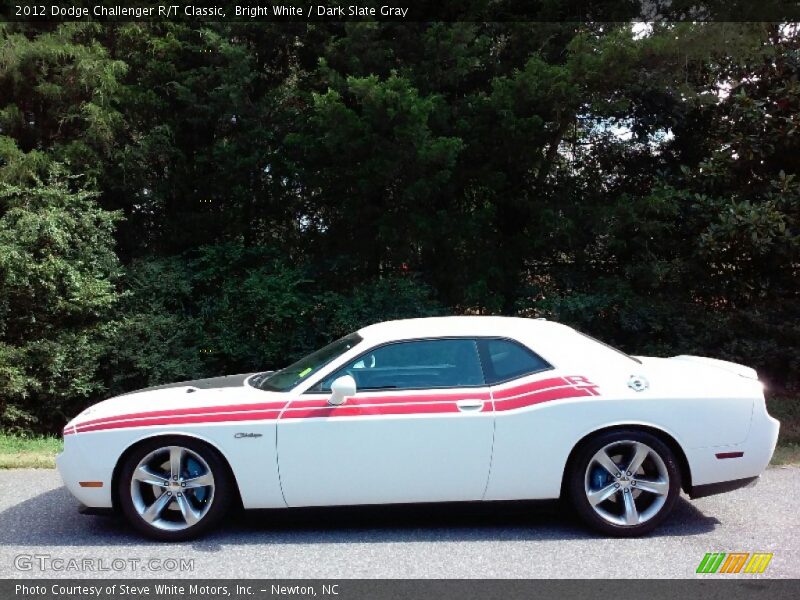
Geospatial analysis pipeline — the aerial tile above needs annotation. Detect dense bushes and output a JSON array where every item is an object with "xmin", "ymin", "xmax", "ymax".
[
  {"xmin": 1, "ymin": 224, "xmax": 444, "ymax": 429},
  {"xmin": 0, "ymin": 22, "xmax": 797, "ymax": 432},
  {"xmin": 528, "ymin": 287, "xmax": 798, "ymax": 394},
  {"xmin": 99, "ymin": 245, "xmax": 444, "ymax": 403},
  {"xmin": 0, "ymin": 174, "xmax": 121, "ymax": 431}
]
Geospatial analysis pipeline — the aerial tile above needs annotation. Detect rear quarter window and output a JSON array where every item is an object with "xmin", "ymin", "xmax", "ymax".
[{"xmin": 481, "ymin": 338, "xmax": 551, "ymax": 384}]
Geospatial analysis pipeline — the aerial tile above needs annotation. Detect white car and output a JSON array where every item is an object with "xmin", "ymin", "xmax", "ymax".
[{"xmin": 57, "ymin": 316, "xmax": 779, "ymax": 541}]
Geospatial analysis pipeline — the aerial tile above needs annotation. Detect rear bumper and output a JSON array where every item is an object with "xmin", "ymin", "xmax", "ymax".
[
  {"xmin": 685, "ymin": 398, "xmax": 779, "ymax": 491},
  {"xmin": 689, "ymin": 475, "xmax": 759, "ymax": 499}
]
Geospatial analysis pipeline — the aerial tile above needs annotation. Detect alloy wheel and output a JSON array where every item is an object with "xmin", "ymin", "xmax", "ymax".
[
  {"xmin": 583, "ymin": 439, "xmax": 670, "ymax": 527},
  {"xmin": 129, "ymin": 445, "xmax": 215, "ymax": 531}
]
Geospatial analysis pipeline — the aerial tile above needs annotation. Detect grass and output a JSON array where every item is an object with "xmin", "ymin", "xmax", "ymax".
[
  {"xmin": 0, "ymin": 432, "xmax": 63, "ymax": 469},
  {"xmin": 0, "ymin": 397, "xmax": 797, "ymax": 469},
  {"xmin": 770, "ymin": 444, "xmax": 800, "ymax": 466},
  {"xmin": 766, "ymin": 396, "xmax": 800, "ymax": 465}
]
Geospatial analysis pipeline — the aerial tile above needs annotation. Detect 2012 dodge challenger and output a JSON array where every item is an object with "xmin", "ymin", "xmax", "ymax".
[{"xmin": 57, "ymin": 317, "xmax": 779, "ymax": 541}]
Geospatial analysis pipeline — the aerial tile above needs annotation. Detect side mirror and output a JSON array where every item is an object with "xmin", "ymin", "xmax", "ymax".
[{"xmin": 329, "ymin": 375, "xmax": 356, "ymax": 406}]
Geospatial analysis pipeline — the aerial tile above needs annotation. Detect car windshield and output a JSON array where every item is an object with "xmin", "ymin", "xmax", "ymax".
[{"xmin": 252, "ymin": 333, "xmax": 363, "ymax": 392}]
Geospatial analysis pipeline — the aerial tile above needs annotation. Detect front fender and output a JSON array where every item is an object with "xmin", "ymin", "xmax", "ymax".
[{"xmin": 59, "ymin": 423, "xmax": 286, "ymax": 510}]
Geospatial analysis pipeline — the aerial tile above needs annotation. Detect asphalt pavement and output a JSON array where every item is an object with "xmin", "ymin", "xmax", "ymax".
[{"xmin": 0, "ymin": 467, "xmax": 797, "ymax": 579}]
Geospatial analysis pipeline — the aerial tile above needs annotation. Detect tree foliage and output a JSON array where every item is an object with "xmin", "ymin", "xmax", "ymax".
[
  {"xmin": 0, "ymin": 170, "xmax": 121, "ymax": 430},
  {"xmin": 0, "ymin": 22, "xmax": 797, "ymax": 431}
]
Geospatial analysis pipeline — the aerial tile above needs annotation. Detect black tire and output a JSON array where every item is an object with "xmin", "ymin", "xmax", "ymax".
[
  {"xmin": 567, "ymin": 429, "xmax": 681, "ymax": 537},
  {"xmin": 117, "ymin": 436, "xmax": 234, "ymax": 542}
]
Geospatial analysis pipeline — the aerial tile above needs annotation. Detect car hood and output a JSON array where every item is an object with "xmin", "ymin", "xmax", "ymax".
[
  {"xmin": 118, "ymin": 373, "xmax": 258, "ymax": 395},
  {"xmin": 65, "ymin": 372, "xmax": 282, "ymax": 432}
]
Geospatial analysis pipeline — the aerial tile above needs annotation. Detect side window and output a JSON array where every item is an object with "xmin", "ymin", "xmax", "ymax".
[
  {"xmin": 481, "ymin": 339, "xmax": 551, "ymax": 384},
  {"xmin": 314, "ymin": 339, "xmax": 485, "ymax": 391}
]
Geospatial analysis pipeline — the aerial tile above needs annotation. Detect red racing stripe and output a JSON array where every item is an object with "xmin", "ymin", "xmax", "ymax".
[
  {"xmin": 75, "ymin": 400, "xmax": 289, "ymax": 429},
  {"xmin": 490, "ymin": 377, "xmax": 571, "ymax": 400},
  {"xmin": 282, "ymin": 402, "xmax": 461, "ymax": 419},
  {"xmin": 74, "ymin": 408, "xmax": 284, "ymax": 434},
  {"xmin": 363, "ymin": 390, "xmax": 492, "ymax": 403},
  {"xmin": 66, "ymin": 377, "xmax": 599, "ymax": 433},
  {"xmin": 288, "ymin": 390, "xmax": 492, "ymax": 409},
  {"xmin": 494, "ymin": 386, "xmax": 594, "ymax": 411}
]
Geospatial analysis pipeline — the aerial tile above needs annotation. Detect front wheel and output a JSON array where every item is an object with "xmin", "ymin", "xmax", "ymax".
[
  {"xmin": 568, "ymin": 430, "xmax": 681, "ymax": 537},
  {"xmin": 118, "ymin": 437, "xmax": 234, "ymax": 541}
]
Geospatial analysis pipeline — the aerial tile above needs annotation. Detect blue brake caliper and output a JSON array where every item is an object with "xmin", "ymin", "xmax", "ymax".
[
  {"xmin": 590, "ymin": 466, "xmax": 611, "ymax": 494},
  {"xmin": 185, "ymin": 457, "xmax": 207, "ymax": 503}
]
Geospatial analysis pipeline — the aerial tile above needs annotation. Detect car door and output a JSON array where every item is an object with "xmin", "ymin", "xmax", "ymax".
[{"xmin": 276, "ymin": 338, "xmax": 495, "ymax": 507}]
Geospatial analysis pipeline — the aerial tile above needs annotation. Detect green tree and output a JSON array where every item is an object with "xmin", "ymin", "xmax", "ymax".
[
  {"xmin": 0, "ymin": 21, "xmax": 797, "ymax": 432},
  {"xmin": 0, "ymin": 170, "xmax": 121, "ymax": 430},
  {"xmin": 0, "ymin": 23, "xmax": 127, "ymax": 185}
]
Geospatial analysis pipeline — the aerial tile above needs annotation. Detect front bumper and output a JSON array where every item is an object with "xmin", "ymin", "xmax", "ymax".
[{"xmin": 56, "ymin": 436, "xmax": 114, "ymax": 509}]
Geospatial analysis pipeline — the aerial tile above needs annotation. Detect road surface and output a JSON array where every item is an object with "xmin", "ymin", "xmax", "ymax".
[{"xmin": 0, "ymin": 467, "xmax": 797, "ymax": 578}]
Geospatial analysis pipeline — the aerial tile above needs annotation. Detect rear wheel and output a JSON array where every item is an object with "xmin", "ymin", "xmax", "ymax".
[
  {"xmin": 118, "ymin": 437, "xmax": 233, "ymax": 541},
  {"xmin": 568, "ymin": 429, "xmax": 681, "ymax": 536}
]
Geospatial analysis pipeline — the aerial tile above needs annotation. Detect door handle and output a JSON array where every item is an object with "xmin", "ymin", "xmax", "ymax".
[{"xmin": 456, "ymin": 399, "xmax": 484, "ymax": 412}]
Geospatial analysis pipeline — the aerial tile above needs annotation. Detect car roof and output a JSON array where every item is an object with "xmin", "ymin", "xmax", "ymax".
[{"xmin": 357, "ymin": 316, "xmax": 573, "ymax": 343}]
